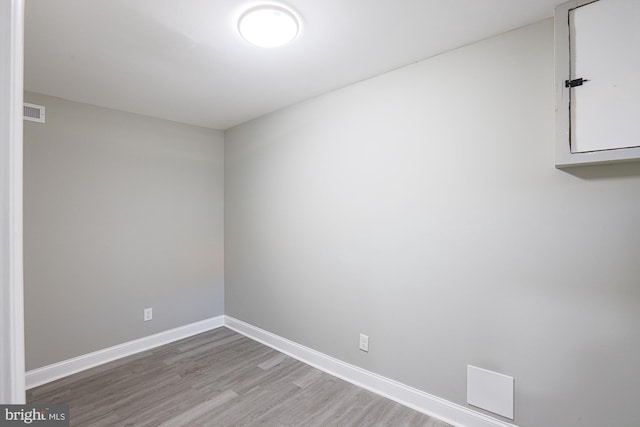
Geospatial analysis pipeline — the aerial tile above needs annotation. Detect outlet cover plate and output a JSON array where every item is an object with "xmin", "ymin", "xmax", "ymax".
[
  {"xmin": 359, "ymin": 334, "xmax": 369, "ymax": 352},
  {"xmin": 143, "ymin": 308, "xmax": 152, "ymax": 321}
]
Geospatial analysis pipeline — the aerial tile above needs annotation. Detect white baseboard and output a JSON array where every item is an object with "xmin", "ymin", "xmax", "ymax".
[
  {"xmin": 26, "ymin": 314, "xmax": 518, "ymax": 427},
  {"xmin": 224, "ymin": 316, "xmax": 518, "ymax": 427},
  {"xmin": 25, "ymin": 316, "xmax": 225, "ymax": 390}
]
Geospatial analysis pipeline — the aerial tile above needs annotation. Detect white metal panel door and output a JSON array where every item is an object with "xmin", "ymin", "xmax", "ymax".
[{"xmin": 569, "ymin": 0, "xmax": 640, "ymax": 153}]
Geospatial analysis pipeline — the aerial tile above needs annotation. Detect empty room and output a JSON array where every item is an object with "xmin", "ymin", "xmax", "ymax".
[{"xmin": 2, "ymin": 0, "xmax": 640, "ymax": 426}]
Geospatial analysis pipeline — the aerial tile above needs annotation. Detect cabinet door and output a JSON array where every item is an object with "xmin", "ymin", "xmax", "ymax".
[
  {"xmin": 555, "ymin": 0, "xmax": 640, "ymax": 167},
  {"xmin": 569, "ymin": 0, "xmax": 640, "ymax": 153}
]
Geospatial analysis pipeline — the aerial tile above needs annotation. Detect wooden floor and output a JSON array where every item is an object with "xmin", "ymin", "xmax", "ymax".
[{"xmin": 28, "ymin": 327, "xmax": 452, "ymax": 427}]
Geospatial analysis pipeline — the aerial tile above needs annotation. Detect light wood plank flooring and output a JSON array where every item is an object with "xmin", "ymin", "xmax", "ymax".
[{"xmin": 28, "ymin": 327, "xmax": 453, "ymax": 427}]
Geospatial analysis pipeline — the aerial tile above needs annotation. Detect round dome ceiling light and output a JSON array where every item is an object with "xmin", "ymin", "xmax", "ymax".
[{"xmin": 238, "ymin": 5, "xmax": 300, "ymax": 48}]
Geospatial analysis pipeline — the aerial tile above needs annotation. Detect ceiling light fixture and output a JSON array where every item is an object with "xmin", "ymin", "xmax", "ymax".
[{"xmin": 238, "ymin": 5, "xmax": 300, "ymax": 48}]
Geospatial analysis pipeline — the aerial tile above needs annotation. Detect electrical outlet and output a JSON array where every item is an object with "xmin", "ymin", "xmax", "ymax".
[
  {"xmin": 143, "ymin": 308, "xmax": 152, "ymax": 321},
  {"xmin": 359, "ymin": 334, "xmax": 369, "ymax": 352}
]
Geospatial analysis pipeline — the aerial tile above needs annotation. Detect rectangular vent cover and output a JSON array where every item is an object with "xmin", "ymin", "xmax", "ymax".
[
  {"xmin": 467, "ymin": 365, "xmax": 514, "ymax": 419},
  {"xmin": 24, "ymin": 103, "xmax": 45, "ymax": 123}
]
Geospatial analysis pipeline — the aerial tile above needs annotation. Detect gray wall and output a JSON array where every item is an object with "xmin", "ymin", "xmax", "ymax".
[
  {"xmin": 225, "ymin": 20, "xmax": 640, "ymax": 427},
  {"xmin": 24, "ymin": 92, "xmax": 224, "ymax": 370}
]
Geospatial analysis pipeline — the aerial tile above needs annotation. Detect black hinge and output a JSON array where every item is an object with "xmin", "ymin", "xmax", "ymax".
[{"xmin": 565, "ymin": 78, "xmax": 590, "ymax": 88}]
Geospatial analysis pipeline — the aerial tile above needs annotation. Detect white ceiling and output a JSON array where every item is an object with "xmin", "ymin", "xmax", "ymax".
[{"xmin": 24, "ymin": 0, "xmax": 564, "ymax": 130}]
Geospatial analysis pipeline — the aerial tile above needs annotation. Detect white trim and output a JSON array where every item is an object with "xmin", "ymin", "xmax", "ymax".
[
  {"xmin": 225, "ymin": 316, "xmax": 519, "ymax": 427},
  {"xmin": 25, "ymin": 316, "xmax": 225, "ymax": 389},
  {"xmin": 0, "ymin": 0, "xmax": 26, "ymax": 404},
  {"xmin": 25, "ymin": 314, "xmax": 519, "ymax": 427}
]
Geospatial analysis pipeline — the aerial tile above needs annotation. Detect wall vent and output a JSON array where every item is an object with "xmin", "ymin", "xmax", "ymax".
[{"xmin": 24, "ymin": 103, "xmax": 45, "ymax": 123}]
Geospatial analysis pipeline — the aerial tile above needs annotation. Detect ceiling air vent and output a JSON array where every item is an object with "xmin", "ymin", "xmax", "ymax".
[{"xmin": 24, "ymin": 103, "xmax": 45, "ymax": 123}]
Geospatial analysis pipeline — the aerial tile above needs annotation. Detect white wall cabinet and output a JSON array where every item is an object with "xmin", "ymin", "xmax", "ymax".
[{"xmin": 555, "ymin": 0, "xmax": 640, "ymax": 167}]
